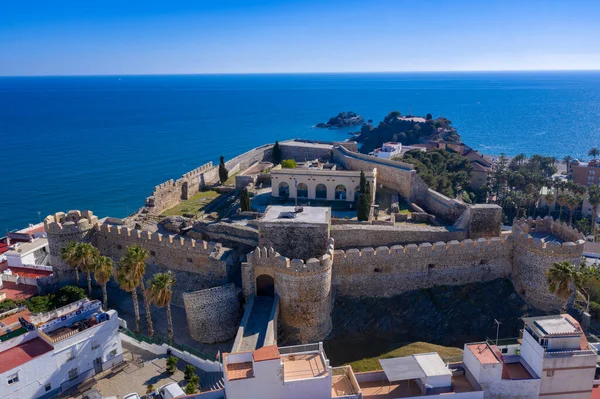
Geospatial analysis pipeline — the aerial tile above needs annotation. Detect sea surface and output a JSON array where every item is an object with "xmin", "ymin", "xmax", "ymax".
[{"xmin": 1, "ymin": 72, "xmax": 600, "ymax": 232}]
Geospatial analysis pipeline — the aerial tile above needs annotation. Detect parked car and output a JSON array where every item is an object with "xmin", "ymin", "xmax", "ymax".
[
  {"xmin": 123, "ymin": 394, "xmax": 142, "ymax": 399},
  {"xmin": 158, "ymin": 382, "xmax": 185, "ymax": 399},
  {"xmin": 82, "ymin": 389, "xmax": 117, "ymax": 399}
]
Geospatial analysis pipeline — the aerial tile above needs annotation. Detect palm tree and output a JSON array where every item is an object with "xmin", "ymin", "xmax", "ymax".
[
  {"xmin": 61, "ymin": 242, "xmax": 81, "ymax": 286},
  {"xmin": 77, "ymin": 243, "xmax": 100, "ymax": 297},
  {"xmin": 115, "ymin": 261, "xmax": 141, "ymax": 333},
  {"xmin": 556, "ymin": 192, "xmax": 568, "ymax": 222},
  {"xmin": 121, "ymin": 245, "xmax": 153, "ymax": 336},
  {"xmin": 588, "ymin": 185, "xmax": 600, "ymax": 241},
  {"xmin": 547, "ymin": 261, "xmax": 576, "ymax": 309},
  {"xmin": 149, "ymin": 272, "xmax": 176, "ymax": 342},
  {"xmin": 94, "ymin": 256, "xmax": 114, "ymax": 310},
  {"xmin": 589, "ymin": 147, "xmax": 600, "ymax": 160},
  {"xmin": 563, "ymin": 155, "xmax": 573, "ymax": 173},
  {"xmin": 566, "ymin": 194, "xmax": 582, "ymax": 226}
]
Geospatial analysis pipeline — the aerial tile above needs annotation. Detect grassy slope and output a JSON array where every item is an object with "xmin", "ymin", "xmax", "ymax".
[
  {"xmin": 345, "ymin": 342, "xmax": 463, "ymax": 372},
  {"xmin": 161, "ymin": 190, "xmax": 219, "ymax": 217}
]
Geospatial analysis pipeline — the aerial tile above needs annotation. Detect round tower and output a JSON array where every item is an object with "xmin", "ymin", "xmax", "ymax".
[
  {"xmin": 275, "ymin": 238, "xmax": 334, "ymax": 344},
  {"xmin": 44, "ymin": 210, "xmax": 98, "ymax": 283}
]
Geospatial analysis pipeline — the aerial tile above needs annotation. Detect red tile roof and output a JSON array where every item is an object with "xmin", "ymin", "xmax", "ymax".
[
  {"xmin": 0, "ymin": 337, "xmax": 53, "ymax": 374},
  {"xmin": 253, "ymin": 345, "xmax": 280, "ymax": 362},
  {"xmin": 0, "ymin": 310, "xmax": 31, "ymax": 328},
  {"xmin": 0, "ymin": 281, "xmax": 38, "ymax": 300},
  {"xmin": 6, "ymin": 267, "xmax": 53, "ymax": 279},
  {"xmin": 0, "ymin": 239, "xmax": 13, "ymax": 256}
]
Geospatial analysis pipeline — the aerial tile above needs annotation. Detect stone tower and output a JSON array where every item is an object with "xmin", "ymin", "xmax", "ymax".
[{"xmin": 44, "ymin": 210, "xmax": 98, "ymax": 283}]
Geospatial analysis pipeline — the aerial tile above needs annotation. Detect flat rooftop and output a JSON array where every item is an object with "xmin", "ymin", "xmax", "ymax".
[
  {"xmin": 261, "ymin": 205, "xmax": 330, "ymax": 225},
  {"xmin": 3, "ymin": 266, "xmax": 52, "ymax": 279},
  {"xmin": 359, "ymin": 374, "xmax": 475, "ymax": 399},
  {"xmin": 467, "ymin": 343, "xmax": 499, "ymax": 364},
  {"xmin": 0, "ymin": 337, "xmax": 53, "ymax": 374},
  {"xmin": 4, "ymin": 238, "xmax": 48, "ymax": 256},
  {"xmin": 282, "ymin": 353, "xmax": 327, "ymax": 381},
  {"xmin": 523, "ymin": 314, "xmax": 580, "ymax": 337}
]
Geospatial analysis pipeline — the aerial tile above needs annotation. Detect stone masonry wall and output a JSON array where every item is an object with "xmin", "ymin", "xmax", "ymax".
[
  {"xmin": 183, "ymin": 283, "xmax": 241, "ymax": 344},
  {"xmin": 331, "ymin": 224, "xmax": 468, "ymax": 249},
  {"xmin": 44, "ymin": 210, "xmax": 99, "ymax": 283},
  {"xmin": 332, "ymin": 236, "xmax": 513, "ymax": 298},
  {"xmin": 189, "ymin": 221, "xmax": 259, "ymax": 249},
  {"xmin": 243, "ymin": 239, "xmax": 335, "ymax": 343},
  {"xmin": 93, "ymin": 223, "xmax": 232, "ymax": 291}
]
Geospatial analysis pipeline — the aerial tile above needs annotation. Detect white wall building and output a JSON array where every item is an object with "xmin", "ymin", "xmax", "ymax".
[
  {"xmin": 463, "ymin": 314, "xmax": 597, "ymax": 399},
  {"xmin": 0, "ymin": 300, "xmax": 123, "ymax": 399},
  {"xmin": 371, "ymin": 142, "xmax": 403, "ymax": 159},
  {"xmin": 271, "ymin": 168, "xmax": 376, "ymax": 203}
]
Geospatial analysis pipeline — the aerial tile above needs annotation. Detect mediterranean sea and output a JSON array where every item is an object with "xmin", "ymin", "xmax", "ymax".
[{"xmin": 1, "ymin": 71, "xmax": 600, "ymax": 232}]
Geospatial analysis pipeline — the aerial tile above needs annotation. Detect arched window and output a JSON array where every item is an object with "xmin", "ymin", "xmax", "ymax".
[
  {"xmin": 279, "ymin": 182, "xmax": 290, "ymax": 197},
  {"xmin": 315, "ymin": 184, "xmax": 327, "ymax": 199},
  {"xmin": 354, "ymin": 186, "xmax": 361, "ymax": 201},
  {"xmin": 297, "ymin": 183, "xmax": 308, "ymax": 198},
  {"xmin": 335, "ymin": 185, "xmax": 347, "ymax": 200}
]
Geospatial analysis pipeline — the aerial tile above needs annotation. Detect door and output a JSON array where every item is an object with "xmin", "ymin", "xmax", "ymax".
[{"xmin": 93, "ymin": 357, "xmax": 103, "ymax": 374}]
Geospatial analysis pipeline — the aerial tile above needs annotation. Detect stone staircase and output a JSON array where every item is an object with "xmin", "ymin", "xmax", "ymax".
[{"xmin": 200, "ymin": 371, "xmax": 224, "ymax": 392}]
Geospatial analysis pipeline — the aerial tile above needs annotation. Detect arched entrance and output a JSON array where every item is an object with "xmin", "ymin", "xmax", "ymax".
[
  {"xmin": 256, "ymin": 274, "xmax": 275, "ymax": 297},
  {"xmin": 315, "ymin": 184, "xmax": 327, "ymax": 199},
  {"xmin": 297, "ymin": 183, "xmax": 308, "ymax": 198},
  {"xmin": 335, "ymin": 185, "xmax": 347, "ymax": 200},
  {"xmin": 279, "ymin": 182, "xmax": 290, "ymax": 198}
]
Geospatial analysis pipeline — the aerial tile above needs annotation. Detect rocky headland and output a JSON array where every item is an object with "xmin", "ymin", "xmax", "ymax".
[{"xmin": 315, "ymin": 111, "xmax": 365, "ymax": 128}]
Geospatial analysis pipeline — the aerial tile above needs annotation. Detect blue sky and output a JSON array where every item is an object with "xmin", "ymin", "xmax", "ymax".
[{"xmin": 1, "ymin": 0, "xmax": 599, "ymax": 75}]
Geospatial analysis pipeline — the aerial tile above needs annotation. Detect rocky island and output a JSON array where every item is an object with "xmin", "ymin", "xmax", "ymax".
[{"xmin": 315, "ymin": 111, "xmax": 364, "ymax": 128}]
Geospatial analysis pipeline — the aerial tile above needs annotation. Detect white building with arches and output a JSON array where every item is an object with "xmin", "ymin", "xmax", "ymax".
[{"xmin": 270, "ymin": 168, "xmax": 376, "ymax": 203}]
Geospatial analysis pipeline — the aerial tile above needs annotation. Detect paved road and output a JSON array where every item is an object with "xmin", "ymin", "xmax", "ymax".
[{"xmin": 238, "ymin": 296, "xmax": 276, "ymax": 352}]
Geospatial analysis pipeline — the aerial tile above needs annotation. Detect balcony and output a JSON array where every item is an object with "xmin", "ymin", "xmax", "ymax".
[
  {"xmin": 332, "ymin": 366, "xmax": 361, "ymax": 399},
  {"xmin": 279, "ymin": 343, "xmax": 329, "ymax": 382}
]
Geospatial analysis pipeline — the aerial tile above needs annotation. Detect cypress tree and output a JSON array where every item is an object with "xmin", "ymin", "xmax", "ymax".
[
  {"xmin": 240, "ymin": 188, "xmax": 251, "ymax": 211},
  {"xmin": 219, "ymin": 156, "xmax": 229, "ymax": 184},
  {"xmin": 357, "ymin": 179, "xmax": 371, "ymax": 221},
  {"xmin": 272, "ymin": 141, "xmax": 282, "ymax": 164}
]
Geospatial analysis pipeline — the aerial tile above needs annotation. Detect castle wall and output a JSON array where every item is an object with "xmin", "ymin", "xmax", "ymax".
[
  {"xmin": 510, "ymin": 219, "xmax": 585, "ymax": 311},
  {"xmin": 94, "ymin": 224, "xmax": 232, "ymax": 293},
  {"xmin": 332, "ymin": 145, "xmax": 415, "ymax": 199},
  {"xmin": 259, "ymin": 220, "xmax": 330, "ymax": 260},
  {"xmin": 44, "ymin": 210, "xmax": 98, "ymax": 283},
  {"xmin": 332, "ymin": 237, "xmax": 513, "ymax": 298},
  {"xmin": 244, "ymin": 240, "xmax": 335, "ymax": 344},
  {"xmin": 183, "ymin": 283, "xmax": 241, "ymax": 344},
  {"xmin": 330, "ymin": 224, "xmax": 468, "ymax": 249},
  {"xmin": 188, "ymin": 222, "xmax": 259, "ymax": 249}
]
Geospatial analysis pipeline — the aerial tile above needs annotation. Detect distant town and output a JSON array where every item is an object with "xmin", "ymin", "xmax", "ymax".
[{"xmin": 3, "ymin": 111, "xmax": 600, "ymax": 399}]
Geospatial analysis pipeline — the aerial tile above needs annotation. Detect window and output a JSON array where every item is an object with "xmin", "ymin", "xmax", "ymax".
[
  {"xmin": 150, "ymin": 250, "xmax": 156, "ymax": 256},
  {"xmin": 187, "ymin": 258, "xmax": 193, "ymax": 263},
  {"xmin": 45, "ymin": 384, "xmax": 51, "ymax": 392},
  {"xmin": 117, "ymin": 244, "xmax": 122, "ymax": 250},
  {"xmin": 547, "ymin": 370, "xmax": 555, "ymax": 377},
  {"xmin": 480, "ymin": 259, "xmax": 489, "ymax": 265},
  {"xmin": 68, "ymin": 368, "xmax": 78, "ymax": 381},
  {"xmin": 428, "ymin": 264, "xmax": 435, "ymax": 269},
  {"xmin": 373, "ymin": 268, "xmax": 381, "ymax": 273},
  {"xmin": 7, "ymin": 373, "xmax": 19, "ymax": 385},
  {"xmin": 109, "ymin": 349, "xmax": 118, "ymax": 358},
  {"xmin": 91, "ymin": 340, "xmax": 99, "ymax": 350},
  {"xmin": 501, "ymin": 348, "xmax": 508, "ymax": 354},
  {"xmin": 67, "ymin": 349, "xmax": 76, "ymax": 361}
]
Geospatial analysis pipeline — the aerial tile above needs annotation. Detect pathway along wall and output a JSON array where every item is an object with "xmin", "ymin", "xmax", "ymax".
[
  {"xmin": 332, "ymin": 237, "xmax": 513, "ymax": 298},
  {"xmin": 183, "ymin": 283, "xmax": 241, "ymax": 344}
]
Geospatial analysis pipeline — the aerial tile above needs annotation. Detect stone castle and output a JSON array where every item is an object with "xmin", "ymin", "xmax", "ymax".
[{"xmin": 43, "ymin": 139, "xmax": 585, "ymax": 347}]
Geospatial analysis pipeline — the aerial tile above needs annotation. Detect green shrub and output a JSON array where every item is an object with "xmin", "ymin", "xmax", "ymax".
[
  {"xmin": 281, "ymin": 159, "xmax": 297, "ymax": 169},
  {"xmin": 184, "ymin": 381, "xmax": 197, "ymax": 395},
  {"xmin": 166, "ymin": 356, "xmax": 179, "ymax": 374},
  {"xmin": 184, "ymin": 364, "xmax": 196, "ymax": 380},
  {"xmin": 590, "ymin": 301, "xmax": 600, "ymax": 319}
]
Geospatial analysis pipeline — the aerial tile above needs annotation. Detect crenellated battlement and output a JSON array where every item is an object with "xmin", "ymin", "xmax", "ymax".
[
  {"xmin": 512, "ymin": 216, "xmax": 585, "ymax": 243},
  {"xmin": 247, "ymin": 238, "xmax": 335, "ymax": 273},
  {"xmin": 182, "ymin": 162, "xmax": 215, "ymax": 179},
  {"xmin": 511, "ymin": 228, "xmax": 585, "ymax": 256},
  {"xmin": 95, "ymin": 223, "xmax": 222, "ymax": 257},
  {"xmin": 152, "ymin": 179, "xmax": 177, "ymax": 193},
  {"xmin": 44, "ymin": 210, "xmax": 99, "ymax": 233},
  {"xmin": 333, "ymin": 235, "xmax": 509, "ymax": 260}
]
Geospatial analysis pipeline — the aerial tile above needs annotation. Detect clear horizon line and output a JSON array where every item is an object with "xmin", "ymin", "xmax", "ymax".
[{"xmin": 2, "ymin": 68, "xmax": 600, "ymax": 78}]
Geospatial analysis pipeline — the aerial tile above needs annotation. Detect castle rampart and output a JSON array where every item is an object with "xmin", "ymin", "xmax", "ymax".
[
  {"xmin": 44, "ymin": 210, "xmax": 99, "ymax": 281},
  {"xmin": 183, "ymin": 283, "xmax": 241, "ymax": 344},
  {"xmin": 242, "ymin": 238, "xmax": 335, "ymax": 343}
]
